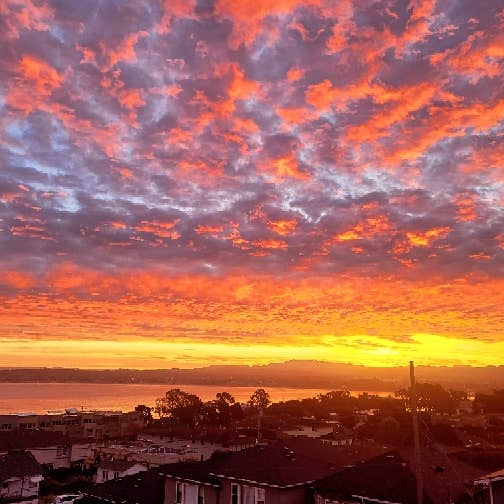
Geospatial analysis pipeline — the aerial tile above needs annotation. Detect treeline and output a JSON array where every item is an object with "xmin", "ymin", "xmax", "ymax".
[
  {"xmin": 140, "ymin": 386, "xmax": 504, "ymax": 428},
  {"xmin": 136, "ymin": 388, "xmax": 271, "ymax": 442}
]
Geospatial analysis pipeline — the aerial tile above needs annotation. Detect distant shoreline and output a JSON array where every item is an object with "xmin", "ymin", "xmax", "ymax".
[
  {"xmin": 0, "ymin": 380, "xmax": 398, "ymax": 392},
  {"xmin": 0, "ymin": 360, "xmax": 501, "ymax": 392}
]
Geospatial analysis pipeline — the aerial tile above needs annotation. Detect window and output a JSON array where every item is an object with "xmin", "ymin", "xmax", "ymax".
[
  {"xmin": 114, "ymin": 471, "xmax": 120, "ymax": 480},
  {"xmin": 231, "ymin": 483, "xmax": 240, "ymax": 504},
  {"xmin": 102, "ymin": 470, "xmax": 108, "ymax": 481},
  {"xmin": 198, "ymin": 486, "xmax": 204, "ymax": 504},
  {"xmin": 176, "ymin": 482, "xmax": 184, "ymax": 504},
  {"xmin": 255, "ymin": 488, "xmax": 265, "ymax": 504}
]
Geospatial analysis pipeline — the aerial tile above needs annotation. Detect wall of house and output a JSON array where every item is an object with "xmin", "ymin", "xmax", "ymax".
[
  {"xmin": 219, "ymin": 479, "xmax": 309, "ymax": 504},
  {"xmin": 491, "ymin": 479, "xmax": 504, "ymax": 503},
  {"xmin": 278, "ymin": 487, "xmax": 311, "ymax": 504},
  {"xmin": 164, "ymin": 478, "xmax": 219, "ymax": 504}
]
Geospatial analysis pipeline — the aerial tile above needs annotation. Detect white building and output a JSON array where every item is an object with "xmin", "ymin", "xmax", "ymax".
[{"xmin": 95, "ymin": 459, "xmax": 148, "ymax": 483}]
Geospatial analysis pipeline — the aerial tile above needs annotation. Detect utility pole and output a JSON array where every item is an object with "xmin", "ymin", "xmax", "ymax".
[{"xmin": 410, "ymin": 361, "xmax": 424, "ymax": 504}]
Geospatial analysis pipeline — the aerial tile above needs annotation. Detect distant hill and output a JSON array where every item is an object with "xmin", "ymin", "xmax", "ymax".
[{"xmin": 0, "ymin": 361, "xmax": 502, "ymax": 391}]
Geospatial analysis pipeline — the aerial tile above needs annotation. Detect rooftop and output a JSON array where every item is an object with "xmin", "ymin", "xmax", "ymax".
[
  {"xmin": 0, "ymin": 450, "xmax": 43, "ymax": 481},
  {"xmin": 314, "ymin": 451, "xmax": 433, "ymax": 504},
  {"xmin": 80, "ymin": 469, "xmax": 165, "ymax": 504},
  {"xmin": 212, "ymin": 440, "xmax": 383, "ymax": 488}
]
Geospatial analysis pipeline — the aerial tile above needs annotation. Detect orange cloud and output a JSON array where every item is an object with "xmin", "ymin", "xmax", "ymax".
[
  {"xmin": 453, "ymin": 193, "xmax": 478, "ymax": 222},
  {"xmin": 286, "ymin": 67, "xmax": 304, "ymax": 81},
  {"xmin": 406, "ymin": 227, "xmax": 451, "ymax": 247},
  {"xmin": 101, "ymin": 31, "xmax": 148, "ymax": 70},
  {"xmin": 0, "ymin": 0, "xmax": 54, "ymax": 39},
  {"xmin": 215, "ymin": 0, "xmax": 320, "ymax": 48},
  {"xmin": 263, "ymin": 154, "xmax": 309, "ymax": 180},
  {"xmin": 2, "ymin": 267, "xmax": 504, "ymax": 367},
  {"xmin": 276, "ymin": 106, "xmax": 309, "ymax": 124},
  {"xmin": 18, "ymin": 55, "xmax": 62, "ymax": 92},
  {"xmin": 253, "ymin": 239, "xmax": 288, "ymax": 249},
  {"xmin": 268, "ymin": 219, "xmax": 298, "ymax": 235},
  {"xmin": 1, "ymin": 271, "xmax": 36, "ymax": 289},
  {"xmin": 134, "ymin": 220, "xmax": 181, "ymax": 239},
  {"xmin": 333, "ymin": 214, "xmax": 393, "ymax": 243},
  {"xmin": 195, "ymin": 225, "xmax": 224, "ymax": 235}
]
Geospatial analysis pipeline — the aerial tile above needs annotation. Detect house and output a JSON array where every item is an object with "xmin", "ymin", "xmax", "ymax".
[
  {"xmin": 95, "ymin": 459, "xmax": 148, "ymax": 483},
  {"xmin": 473, "ymin": 468, "xmax": 504, "ymax": 504},
  {"xmin": 0, "ymin": 429, "xmax": 76, "ymax": 470},
  {"xmin": 314, "ymin": 451, "xmax": 434, "ymax": 504},
  {"xmin": 0, "ymin": 450, "xmax": 44, "ymax": 501},
  {"xmin": 319, "ymin": 425, "xmax": 354, "ymax": 447},
  {"xmin": 162, "ymin": 441, "xmax": 383, "ymax": 504},
  {"xmin": 80, "ymin": 469, "xmax": 166, "ymax": 503}
]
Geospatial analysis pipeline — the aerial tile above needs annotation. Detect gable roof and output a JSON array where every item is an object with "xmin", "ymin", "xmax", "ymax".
[
  {"xmin": 81, "ymin": 469, "xmax": 165, "ymax": 504},
  {"xmin": 211, "ymin": 442, "xmax": 362, "ymax": 488},
  {"xmin": 474, "ymin": 468, "xmax": 504, "ymax": 483},
  {"xmin": 160, "ymin": 440, "xmax": 386, "ymax": 489},
  {"xmin": 159, "ymin": 460, "xmax": 221, "ymax": 486},
  {"xmin": 314, "ymin": 451, "xmax": 433, "ymax": 504},
  {"xmin": 0, "ymin": 450, "xmax": 43, "ymax": 482}
]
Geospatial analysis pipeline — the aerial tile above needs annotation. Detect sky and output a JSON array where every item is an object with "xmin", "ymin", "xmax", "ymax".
[{"xmin": 0, "ymin": 0, "xmax": 503, "ymax": 369}]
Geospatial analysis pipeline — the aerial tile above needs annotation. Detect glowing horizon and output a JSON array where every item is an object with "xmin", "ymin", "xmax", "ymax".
[{"xmin": 0, "ymin": 0, "xmax": 503, "ymax": 369}]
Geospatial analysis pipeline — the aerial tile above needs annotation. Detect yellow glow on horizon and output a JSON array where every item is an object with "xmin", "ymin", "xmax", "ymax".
[{"xmin": 1, "ymin": 332, "xmax": 503, "ymax": 369}]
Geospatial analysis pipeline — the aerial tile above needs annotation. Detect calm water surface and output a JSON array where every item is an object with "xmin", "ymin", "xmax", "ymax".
[{"xmin": 0, "ymin": 383, "xmax": 393, "ymax": 414}]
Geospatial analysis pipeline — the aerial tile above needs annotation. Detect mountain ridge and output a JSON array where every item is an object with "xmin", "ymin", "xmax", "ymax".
[{"xmin": 0, "ymin": 360, "xmax": 502, "ymax": 391}]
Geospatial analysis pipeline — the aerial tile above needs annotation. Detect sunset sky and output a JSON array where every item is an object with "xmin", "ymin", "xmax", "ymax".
[{"xmin": 1, "ymin": 0, "xmax": 503, "ymax": 369}]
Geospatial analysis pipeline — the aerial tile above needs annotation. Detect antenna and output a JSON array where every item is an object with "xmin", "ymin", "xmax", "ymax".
[{"xmin": 410, "ymin": 361, "xmax": 423, "ymax": 504}]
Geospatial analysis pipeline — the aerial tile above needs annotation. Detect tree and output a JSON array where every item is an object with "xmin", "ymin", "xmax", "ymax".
[
  {"xmin": 134, "ymin": 404, "xmax": 153, "ymax": 425},
  {"xmin": 215, "ymin": 392, "xmax": 236, "ymax": 431},
  {"xmin": 248, "ymin": 389, "xmax": 271, "ymax": 442},
  {"xmin": 395, "ymin": 383, "xmax": 456, "ymax": 414},
  {"xmin": 317, "ymin": 390, "xmax": 353, "ymax": 418},
  {"xmin": 248, "ymin": 389, "xmax": 271, "ymax": 411},
  {"xmin": 154, "ymin": 388, "xmax": 203, "ymax": 429}
]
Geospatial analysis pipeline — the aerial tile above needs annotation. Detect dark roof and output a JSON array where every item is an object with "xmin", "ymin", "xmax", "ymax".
[
  {"xmin": 212, "ymin": 442, "xmax": 376, "ymax": 487},
  {"xmin": 99, "ymin": 459, "xmax": 145, "ymax": 472},
  {"xmin": 314, "ymin": 451, "xmax": 433, "ymax": 504},
  {"xmin": 160, "ymin": 440, "xmax": 386, "ymax": 489},
  {"xmin": 281, "ymin": 437, "xmax": 385, "ymax": 467},
  {"xmin": 81, "ymin": 469, "xmax": 165, "ymax": 504},
  {"xmin": 0, "ymin": 450, "xmax": 43, "ymax": 481},
  {"xmin": 398, "ymin": 444, "xmax": 487, "ymax": 504},
  {"xmin": 0, "ymin": 429, "xmax": 73, "ymax": 450},
  {"xmin": 159, "ymin": 460, "xmax": 221, "ymax": 486}
]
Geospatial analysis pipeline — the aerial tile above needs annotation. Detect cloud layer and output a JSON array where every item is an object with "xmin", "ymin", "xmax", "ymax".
[{"xmin": 0, "ymin": 0, "xmax": 503, "ymax": 367}]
